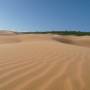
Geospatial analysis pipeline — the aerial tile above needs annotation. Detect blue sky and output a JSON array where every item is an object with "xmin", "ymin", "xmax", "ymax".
[{"xmin": 0, "ymin": 0, "xmax": 90, "ymax": 32}]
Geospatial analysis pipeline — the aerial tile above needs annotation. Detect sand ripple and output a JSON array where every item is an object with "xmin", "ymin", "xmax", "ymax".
[{"xmin": 0, "ymin": 34, "xmax": 90, "ymax": 90}]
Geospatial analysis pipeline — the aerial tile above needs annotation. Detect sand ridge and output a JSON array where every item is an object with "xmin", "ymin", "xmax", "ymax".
[
  {"xmin": 0, "ymin": 34, "xmax": 90, "ymax": 90},
  {"xmin": 53, "ymin": 35, "xmax": 90, "ymax": 48}
]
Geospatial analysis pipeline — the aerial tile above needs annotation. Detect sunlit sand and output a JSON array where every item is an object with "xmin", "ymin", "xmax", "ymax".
[{"xmin": 0, "ymin": 32, "xmax": 90, "ymax": 90}]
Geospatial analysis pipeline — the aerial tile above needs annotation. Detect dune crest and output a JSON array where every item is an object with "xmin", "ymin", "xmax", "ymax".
[
  {"xmin": 0, "ymin": 30, "xmax": 16, "ymax": 35},
  {"xmin": 53, "ymin": 35, "xmax": 90, "ymax": 48}
]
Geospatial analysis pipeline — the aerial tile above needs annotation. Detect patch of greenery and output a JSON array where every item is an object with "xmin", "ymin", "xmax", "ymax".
[{"xmin": 19, "ymin": 31, "xmax": 90, "ymax": 36}]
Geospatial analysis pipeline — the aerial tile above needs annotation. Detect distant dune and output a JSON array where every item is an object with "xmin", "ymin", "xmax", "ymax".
[
  {"xmin": 0, "ymin": 30, "xmax": 16, "ymax": 35},
  {"xmin": 53, "ymin": 35, "xmax": 90, "ymax": 48},
  {"xmin": 0, "ymin": 30, "xmax": 19, "ymax": 44},
  {"xmin": 0, "ymin": 33, "xmax": 90, "ymax": 90}
]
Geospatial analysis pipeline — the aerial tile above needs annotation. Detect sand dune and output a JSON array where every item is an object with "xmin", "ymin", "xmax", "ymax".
[
  {"xmin": 0, "ymin": 30, "xmax": 16, "ymax": 35},
  {"xmin": 0, "ymin": 33, "xmax": 90, "ymax": 90},
  {"xmin": 0, "ymin": 36, "xmax": 21, "ymax": 44},
  {"xmin": 53, "ymin": 35, "xmax": 90, "ymax": 47},
  {"xmin": 0, "ymin": 31, "xmax": 19, "ymax": 44}
]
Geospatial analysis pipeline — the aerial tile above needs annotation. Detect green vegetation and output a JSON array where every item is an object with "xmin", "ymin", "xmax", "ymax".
[{"xmin": 19, "ymin": 31, "xmax": 90, "ymax": 36}]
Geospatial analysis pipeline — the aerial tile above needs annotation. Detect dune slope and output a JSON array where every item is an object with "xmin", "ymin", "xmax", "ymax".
[{"xmin": 0, "ymin": 34, "xmax": 90, "ymax": 90}]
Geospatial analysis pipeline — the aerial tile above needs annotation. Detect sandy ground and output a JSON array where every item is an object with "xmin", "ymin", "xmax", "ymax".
[{"xmin": 0, "ymin": 34, "xmax": 90, "ymax": 90}]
